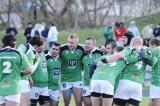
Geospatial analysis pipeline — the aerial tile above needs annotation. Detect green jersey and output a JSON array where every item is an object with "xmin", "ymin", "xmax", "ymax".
[
  {"xmin": 0, "ymin": 47, "xmax": 31, "ymax": 96},
  {"xmin": 150, "ymin": 47, "xmax": 160, "ymax": 87},
  {"xmin": 31, "ymin": 52, "xmax": 48, "ymax": 87},
  {"xmin": 92, "ymin": 59, "xmax": 126, "ymax": 85},
  {"xmin": 92, "ymin": 47, "xmax": 143, "ymax": 91},
  {"xmin": 114, "ymin": 46, "xmax": 142, "ymax": 92},
  {"xmin": 18, "ymin": 43, "xmax": 36, "ymax": 80},
  {"xmin": 120, "ymin": 47, "xmax": 147, "ymax": 84},
  {"xmin": 82, "ymin": 49, "xmax": 102, "ymax": 86},
  {"xmin": 60, "ymin": 45, "xmax": 84, "ymax": 82},
  {"xmin": 47, "ymin": 56, "xmax": 61, "ymax": 90}
]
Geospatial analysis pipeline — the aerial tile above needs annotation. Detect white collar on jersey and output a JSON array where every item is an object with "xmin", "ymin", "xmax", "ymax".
[
  {"xmin": 91, "ymin": 47, "xmax": 97, "ymax": 53},
  {"xmin": 89, "ymin": 47, "xmax": 97, "ymax": 57},
  {"xmin": 2, "ymin": 46, "xmax": 16, "ymax": 50}
]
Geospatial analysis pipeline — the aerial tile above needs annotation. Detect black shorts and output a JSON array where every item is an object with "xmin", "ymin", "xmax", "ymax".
[
  {"xmin": 91, "ymin": 92, "xmax": 113, "ymax": 98},
  {"xmin": 31, "ymin": 95, "xmax": 50, "ymax": 105},
  {"xmin": 113, "ymin": 98, "xmax": 140, "ymax": 106}
]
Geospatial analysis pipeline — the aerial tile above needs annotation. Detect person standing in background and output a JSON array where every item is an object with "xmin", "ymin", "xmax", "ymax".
[
  {"xmin": 153, "ymin": 23, "xmax": 160, "ymax": 37},
  {"xmin": 46, "ymin": 23, "xmax": 59, "ymax": 50},
  {"xmin": 24, "ymin": 22, "xmax": 33, "ymax": 42},
  {"xmin": 128, "ymin": 21, "xmax": 140, "ymax": 37},
  {"xmin": 114, "ymin": 22, "xmax": 127, "ymax": 40},
  {"xmin": 141, "ymin": 24, "xmax": 153, "ymax": 46},
  {"xmin": 6, "ymin": 24, "xmax": 18, "ymax": 36},
  {"xmin": 103, "ymin": 23, "xmax": 114, "ymax": 43}
]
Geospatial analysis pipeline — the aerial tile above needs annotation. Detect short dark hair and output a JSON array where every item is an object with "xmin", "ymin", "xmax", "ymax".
[
  {"xmin": 86, "ymin": 37, "xmax": 96, "ymax": 45},
  {"xmin": 123, "ymin": 31, "xmax": 134, "ymax": 46},
  {"xmin": 52, "ymin": 42, "xmax": 60, "ymax": 47},
  {"xmin": 2, "ymin": 34, "xmax": 16, "ymax": 48},
  {"xmin": 29, "ymin": 36, "xmax": 44, "ymax": 47},
  {"xmin": 105, "ymin": 41, "xmax": 116, "ymax": 49},
  {"xmin": 149, "ymin": 37, "xmax": 160, "ymax": 46}
]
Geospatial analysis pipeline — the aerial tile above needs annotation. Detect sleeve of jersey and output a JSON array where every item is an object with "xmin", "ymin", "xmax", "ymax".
[
  {"xmin": 21, "ymin": 54, "xmax": 32, "ymax": 72},
  {"xmin": 17, "ymin": 44, "xmax": 26, "ymax": 54},
  {"xmin": 144, "ymin": 49, "xmax": 157, "ymax": 66},
  {"xmin": 123, "ymin": 48, "xmax": 139, "ymax": 64}
]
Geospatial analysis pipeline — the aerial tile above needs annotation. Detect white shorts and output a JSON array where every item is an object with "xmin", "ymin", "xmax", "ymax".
[
  {"xmin": 0, "ymin": 94, "xmax": 21, "ymax": 104},
  {"xmin": 114, "ymin": 79, "xmax": 142, "ymax": 101},
  {"xmin": 61, "ymin": 81, "xmax": 83, "ymax": 90},
  {"xmin": 49, "ymin": 89, "xmax": 60, "ymax": 101},
  {"xmin": 30, "ymin": 86, "xmax": 49, "ymax": 100},
  {"xmin": 150, "ymin": 84, "xmax": 160, "ymax": 99},
  {"xmin": 82, "ymin": 86, "xmax": 91, "ymax": 97},
  {"xmin": 20, "ymin": 80, "xmax": 31, "ymax": 93},
  {"xmin": 90, "ymin": 80, "xmax": 114, "ymax": 95}
]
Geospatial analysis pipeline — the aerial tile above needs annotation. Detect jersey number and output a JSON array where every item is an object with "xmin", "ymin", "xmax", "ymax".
[{"xmin": 3, "ymin": 61, "xmax": 12, "ymax": 73}]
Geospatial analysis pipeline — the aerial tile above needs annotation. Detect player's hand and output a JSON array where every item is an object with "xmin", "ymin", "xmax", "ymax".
[
  {"xmin": 100, "ymin": 46, "xmax": 107, "ymax": 53},
  {"xmin": 35, "ymin": 52, "xmax": 40, "ymax": 62}
]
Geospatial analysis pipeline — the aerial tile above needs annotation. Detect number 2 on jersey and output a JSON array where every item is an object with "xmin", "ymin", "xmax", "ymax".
[{"xmin": 2, "ymin": 61, "xmax": 12, "ymax": 73}]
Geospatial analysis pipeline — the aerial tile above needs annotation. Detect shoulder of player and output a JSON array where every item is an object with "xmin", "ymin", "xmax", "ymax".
[
  {"xmin": 92, "ymin": 48, "xmax": 103, "ymax": 55},
  {"xmin": 60, "ymin": 44, "xmax": 69, "ymax": 51},
  {"xmin": 0, "ymin": 47, "xmax": 22, "ymax": 58},
  {"xmin": 76, "ymin": 44, "xmax": 84, "ymax": 51},
  {"xmin": 46, "ymin": 55, "xmax": 52, "ymax": 60}
]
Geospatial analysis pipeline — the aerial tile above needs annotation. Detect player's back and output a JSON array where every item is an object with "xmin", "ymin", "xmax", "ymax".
[{"xmin": 0, "ymin": 47, "xmax": 22, "ymax": 96}]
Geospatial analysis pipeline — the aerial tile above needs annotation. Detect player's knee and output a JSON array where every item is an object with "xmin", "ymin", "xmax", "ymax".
[
  {"xmin": 75, "ymin": 97, "xmax": 82, "ymax": 104},
  {"xmin": 64, "ymin": 97, "xmax": 71, "ymax": 104},
  {"xmin": 83, "ymin": 99, "xmax": 91, "ymax": 106}
]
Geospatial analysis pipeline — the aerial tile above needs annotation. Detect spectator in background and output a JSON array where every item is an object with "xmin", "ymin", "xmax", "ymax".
[
  {"xmin": 103, "ymin": 23, "xmax": 114, "ymax": 43},
  {"xmin": 114, "ymin": 22, "xmax": 127, "ymax": 40},
  {"xmin": 128, "ymin": 21, "xmax": 140, "ymax": 37},
  {"xmin": 30, "ymin": 23, "xmax": 45, "ymax": 37},
  {"xmin": 41, "ymin": 25, "xmax": 49, "ymax": 39},
  {"xmin": 141, "ymin": 24, "xmax": 153, "ymax": 46},
  {"xmin": 46, "ymin": 23, "xmax": 59, "ymax": 50},
  {"xmin": 24, "ymin": 22, "xmax": 33, "ymax": 42},
  {"xmin": 31, "ymin": 23, "xmax": 41, "ymax": 37},
  {"xmin": 113, "ymin": 22, "xmax": 120, "ymax": 40},
  {"xmin": 153, "ymin": 23, "xmax": 160, "ymax": 37},
  {"xmin": 6, "ymin": 24, "xmax": 18, "ymax": 36}
]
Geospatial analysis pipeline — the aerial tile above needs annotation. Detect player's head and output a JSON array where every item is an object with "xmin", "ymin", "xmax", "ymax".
[
  {"xmin": 29, "ymin": 36, "xmax": 44, "ymax": 52},
  {"xmin": 119, "ymin": 21, "xmax": 124, "ymax": 27},
  {"xmin": 149, "ymin": 37, "xmax": 160, "ymax": 48},
  {"xmin": 49, "ymin": 42, "xmax": 60, "ymax": 57},
  {"xmin": 2, "ymin": 34, "xmax": 16, "ymax": 48},
  {"xmin": 84, "ymin": 37, "xmax": 96, "ymax": 52},
  {"xmin": 130, "ymin": 37, "xmax": 143, "ymax": 48},
  {"xmin": 105, "ymin": 41, "xmax": 116, "ymax": 54},
  {"xmin": 68, "ymin": 34, "xmax": 79, "ymax": 50},
  {"xmin": 115, "ymin": 21, "xmax": 120, "ymax": 28},
  {"xmin": 120, "ymin": 31, "xmax": 134, "ymax": 46}
]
